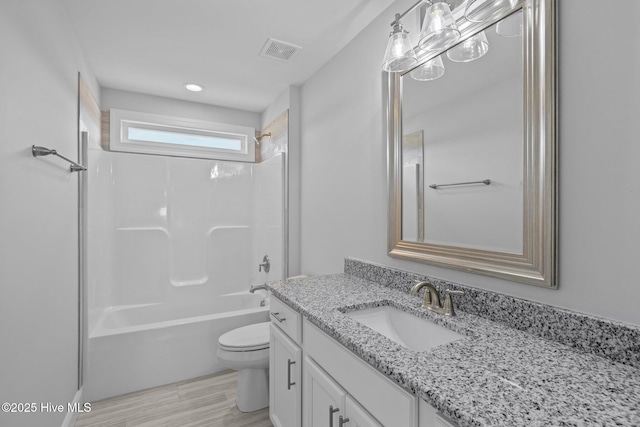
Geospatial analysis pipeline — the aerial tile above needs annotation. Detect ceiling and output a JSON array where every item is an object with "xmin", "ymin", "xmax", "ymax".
[{"xmin": 61, "ymin": 0, "xmax": 395, "ymax": 113}]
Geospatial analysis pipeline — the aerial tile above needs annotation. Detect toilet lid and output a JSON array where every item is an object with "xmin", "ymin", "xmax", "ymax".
[{"xmin": 219, "ymin": 321, "xmax": 270, "ymax": 351}]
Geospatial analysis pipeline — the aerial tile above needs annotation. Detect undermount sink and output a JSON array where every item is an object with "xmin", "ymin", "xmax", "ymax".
[{"xmin": 345, "ymin": 305, "xmax": 464, "ymax": 352}]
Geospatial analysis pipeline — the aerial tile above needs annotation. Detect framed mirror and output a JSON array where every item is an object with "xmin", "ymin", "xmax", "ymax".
[{"xmin": 387, "ymin": 0, "xmax": 557, "ymax": 288}]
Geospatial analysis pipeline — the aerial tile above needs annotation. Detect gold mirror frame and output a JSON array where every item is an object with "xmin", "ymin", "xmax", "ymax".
[{"xmin": 387, "ymin": 0, "xmax": 557, "ymax": 288}]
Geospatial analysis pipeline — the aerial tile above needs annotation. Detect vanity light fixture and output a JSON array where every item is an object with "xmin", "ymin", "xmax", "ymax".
[
  {"xmin": 410, "ymin": 55, "xmax": 445, "ymax": 81},
  {"xmin": 382, "ymin": 0, "xmax": 518, "ymax": 73},
  {"xmin": 382, "ymin": 15, "xmax": 418, "ymax": 72},
  {"xmin": 465, "ymin": 0, "xmax": 518, "ymax": 23},
  {"xmin": 446, "ymin": 31, "xmax": 489, "ymax": 62},
  {"xmin": 417, "ymin": 0, "xmax": 460, "ymax": 52},
  {"xmin": 184, "ymin": 83, "xmax": 204, "ymax": 92}
]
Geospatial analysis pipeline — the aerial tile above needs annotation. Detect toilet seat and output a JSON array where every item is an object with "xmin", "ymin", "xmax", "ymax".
[
  {"xmin": 216, "ymin": 321, "xmax": 271, "ymax": 412},
  {"xmin": 218, "ymin": 321, "xmax": 270, "ymax": 352}
]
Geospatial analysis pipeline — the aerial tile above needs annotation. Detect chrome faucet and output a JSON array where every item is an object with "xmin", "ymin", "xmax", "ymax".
[
  {"xmin": 411, "ymin": 280, "xmax": 465, "ymax": 316},
  {"xmin": 411, "ymin": 280, "xmax": 440, "ymax": 309},
  {"xmin": 249, "ymin": 284, "xmax": 268, "ymax": 293}
]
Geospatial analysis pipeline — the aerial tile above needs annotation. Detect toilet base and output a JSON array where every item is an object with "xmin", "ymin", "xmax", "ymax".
[{"xmin": 236, "ymin": 368, "xmax": 269, "ymax": 412}]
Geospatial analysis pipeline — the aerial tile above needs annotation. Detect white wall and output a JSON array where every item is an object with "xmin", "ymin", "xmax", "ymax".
[
  {"xmin": 262, "ymin": 88, "xmax": 292, "ymax": 131},
  {"xmin": 101, "ymin": 88, "xmax": 261, "ymax": 129},
  {"xmin": 299, "ymin": 0, "xmax": 640, "ymax": 326},
  {"xmin": 404, "ymin": 77, "xmax": 523, "ymax": 253},
  {"xmin": 0, "ymin": 1, "xmax": 99, "ymax": 426}
]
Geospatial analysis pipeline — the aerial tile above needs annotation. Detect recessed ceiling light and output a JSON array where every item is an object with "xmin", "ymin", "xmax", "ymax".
[{"xmin": 184, "ymin": 83, "xmax": 204, "ymax": 92}]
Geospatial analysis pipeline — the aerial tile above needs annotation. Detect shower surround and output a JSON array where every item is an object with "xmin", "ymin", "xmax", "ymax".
[{"xmin": 84, "ymin": 148, "xmax": 283, "ymax": 401}]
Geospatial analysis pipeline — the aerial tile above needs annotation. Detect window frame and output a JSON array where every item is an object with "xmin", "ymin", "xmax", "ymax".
[{"xmin": 109, "ymin": 108, "xmax": 256, "ymax": 162}]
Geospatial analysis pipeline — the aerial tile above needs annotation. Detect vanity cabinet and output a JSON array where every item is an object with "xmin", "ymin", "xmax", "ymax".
[
  {"xmin": 304, "ymin": 356, "xmax": 382, "ymax": 427},
  {"xmin": 304, "ymin": 356, "xmax": 346, "ymax": 426},
  {"xmin": 304, "ymin": 318, "xmax": 417, "ymax": 427},
  {"xmin": 343, "ymin": 395, "xmax": 384, "ymax": 427},
  {"xmin": 270, "ymin": 298, "xmax": 302, "ymax": 427},
  {"xmin": 269, "ymin": 295, "xmax": 458, "ymax": 427}
]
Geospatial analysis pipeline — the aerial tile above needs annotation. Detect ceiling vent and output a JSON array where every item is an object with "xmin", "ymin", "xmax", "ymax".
[{"xmin": 259, "ymin": 38, "xmax": 303, "ymax": 63}]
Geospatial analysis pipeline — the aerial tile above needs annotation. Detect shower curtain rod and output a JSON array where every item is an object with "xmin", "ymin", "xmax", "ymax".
[{"xmin": 32, "ymin": 145, "xmax": 86, "ymax": 172}]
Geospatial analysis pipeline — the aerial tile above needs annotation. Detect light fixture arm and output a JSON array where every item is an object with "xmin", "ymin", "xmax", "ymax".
[{"xmin": 390, "ymin": 0, "xmax": 429, "ymax": 27}]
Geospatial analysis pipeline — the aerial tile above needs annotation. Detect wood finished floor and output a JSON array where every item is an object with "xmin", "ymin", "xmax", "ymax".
[{"xmin": 75, "ymin": 370, "xmax": 273, "ymax": 427}]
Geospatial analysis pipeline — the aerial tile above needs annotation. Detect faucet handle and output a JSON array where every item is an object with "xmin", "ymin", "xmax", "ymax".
[
  {"xmin": 443, "ymin": 289, "xmax": 464, "ymax": 316},
  {"xmin": 258, "ymin": 255, "xmax": 271, "ymax": 273}
]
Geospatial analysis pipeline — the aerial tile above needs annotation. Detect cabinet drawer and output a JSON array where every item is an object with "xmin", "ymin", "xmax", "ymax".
[
  {"xmin": 270, "ymin": 296, "xmax": 302, "ymax": 344},
  {"xmin": 304, "ymin": 319, "xmax": 418, "ymax": 427}
]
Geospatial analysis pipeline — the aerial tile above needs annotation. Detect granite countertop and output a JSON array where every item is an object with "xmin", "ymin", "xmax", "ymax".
[{"xmin": 267, "ymin": 274, "xmax": 640, "ymax": 427}]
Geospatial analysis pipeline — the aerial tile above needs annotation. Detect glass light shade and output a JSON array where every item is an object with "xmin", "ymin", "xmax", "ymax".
[
  {"xmin": 496, "ymin": 11, "xmax": 523, "ymax": 37},
  {"xmin": 410, "ymin": 56, "xmax": 445, "ymax": 81},
  {"xmin": 382, "ymin": 28, "xmax": 418, "ymax": 72},
  {"xmin": 446, "ymin": 31, "xmax": 489, "ymax": 62},
  {"xmin": 465, "ymin": 0, "xmax": 518, "ymax": 23},
  {"xmin": 418, "ymin": 1, "xmax": 461, "ymax": 52}
]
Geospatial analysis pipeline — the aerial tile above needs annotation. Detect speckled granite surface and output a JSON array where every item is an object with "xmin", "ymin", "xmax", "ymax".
[
  {"xmin": 345, "ymin": 257, "xmax": 640, "ymax": 369},
  {"xmin": 267, "ymin": 273, "xmax": 640, "ymax": 427}
]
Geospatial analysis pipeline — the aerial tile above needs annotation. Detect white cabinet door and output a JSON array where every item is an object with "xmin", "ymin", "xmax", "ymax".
[
  {"xmin": 270, "ymin": 324, "xmax": 302, "ymax": 427},
  {"xmin": 304, "ymin": 356, "xmax": 347, "ymax": 427},
  {"xmin": 304, "ymin": 319, "xmax": 418, "ymax": 427},
  {"xmin": 418, "ymin": 398, "xmax": 459, "ymax": 427},
  {"xmin": 339, "ymin": 395, "xmax": 383, "ymax": 427}
]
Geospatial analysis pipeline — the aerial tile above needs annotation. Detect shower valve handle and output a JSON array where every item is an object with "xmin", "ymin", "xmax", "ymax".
[{"xmin": 258, "ymin": 255, "xmax": 271, "ymax": 273}]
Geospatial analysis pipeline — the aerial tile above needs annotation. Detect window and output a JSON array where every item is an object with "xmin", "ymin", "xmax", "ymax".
[{"xmin": 109, "ymin": 109, "xmax": 256, "ymax": 162}]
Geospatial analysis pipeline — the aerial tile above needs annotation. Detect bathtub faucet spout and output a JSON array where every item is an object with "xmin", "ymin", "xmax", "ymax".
[{"xmin": 250, "ymin": 284, "xmax": 268, "ymax": 293}]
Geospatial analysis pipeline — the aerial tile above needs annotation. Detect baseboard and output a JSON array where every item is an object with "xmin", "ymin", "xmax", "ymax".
[{"xmin": 60, "ymin": 387, "xmax": 83, "ymax": 427}]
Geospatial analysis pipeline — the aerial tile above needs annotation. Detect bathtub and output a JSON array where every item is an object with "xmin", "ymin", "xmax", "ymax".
[{"xmin": 84, "ymin": 291, "xmax": 269, "ymax": 402}]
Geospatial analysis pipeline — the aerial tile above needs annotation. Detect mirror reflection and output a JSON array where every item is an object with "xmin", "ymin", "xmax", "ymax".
[{"xmin": 401, "ymin": 17, "xmax": 524, "ymax": 254}]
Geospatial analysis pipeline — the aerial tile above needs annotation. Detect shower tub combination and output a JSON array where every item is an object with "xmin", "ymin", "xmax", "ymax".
[
  {"xmin": 85, "ymin": 291, "xmax": 269, "ymax": 402},
  {"xmin": 85, "ymin": 149, "xmax": 284, "ymax": 402}
]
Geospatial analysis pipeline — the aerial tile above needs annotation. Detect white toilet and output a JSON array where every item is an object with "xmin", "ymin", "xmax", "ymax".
[{"xmin": 217, "ymin": 321, "xmax": 271, "ymax": 412}]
